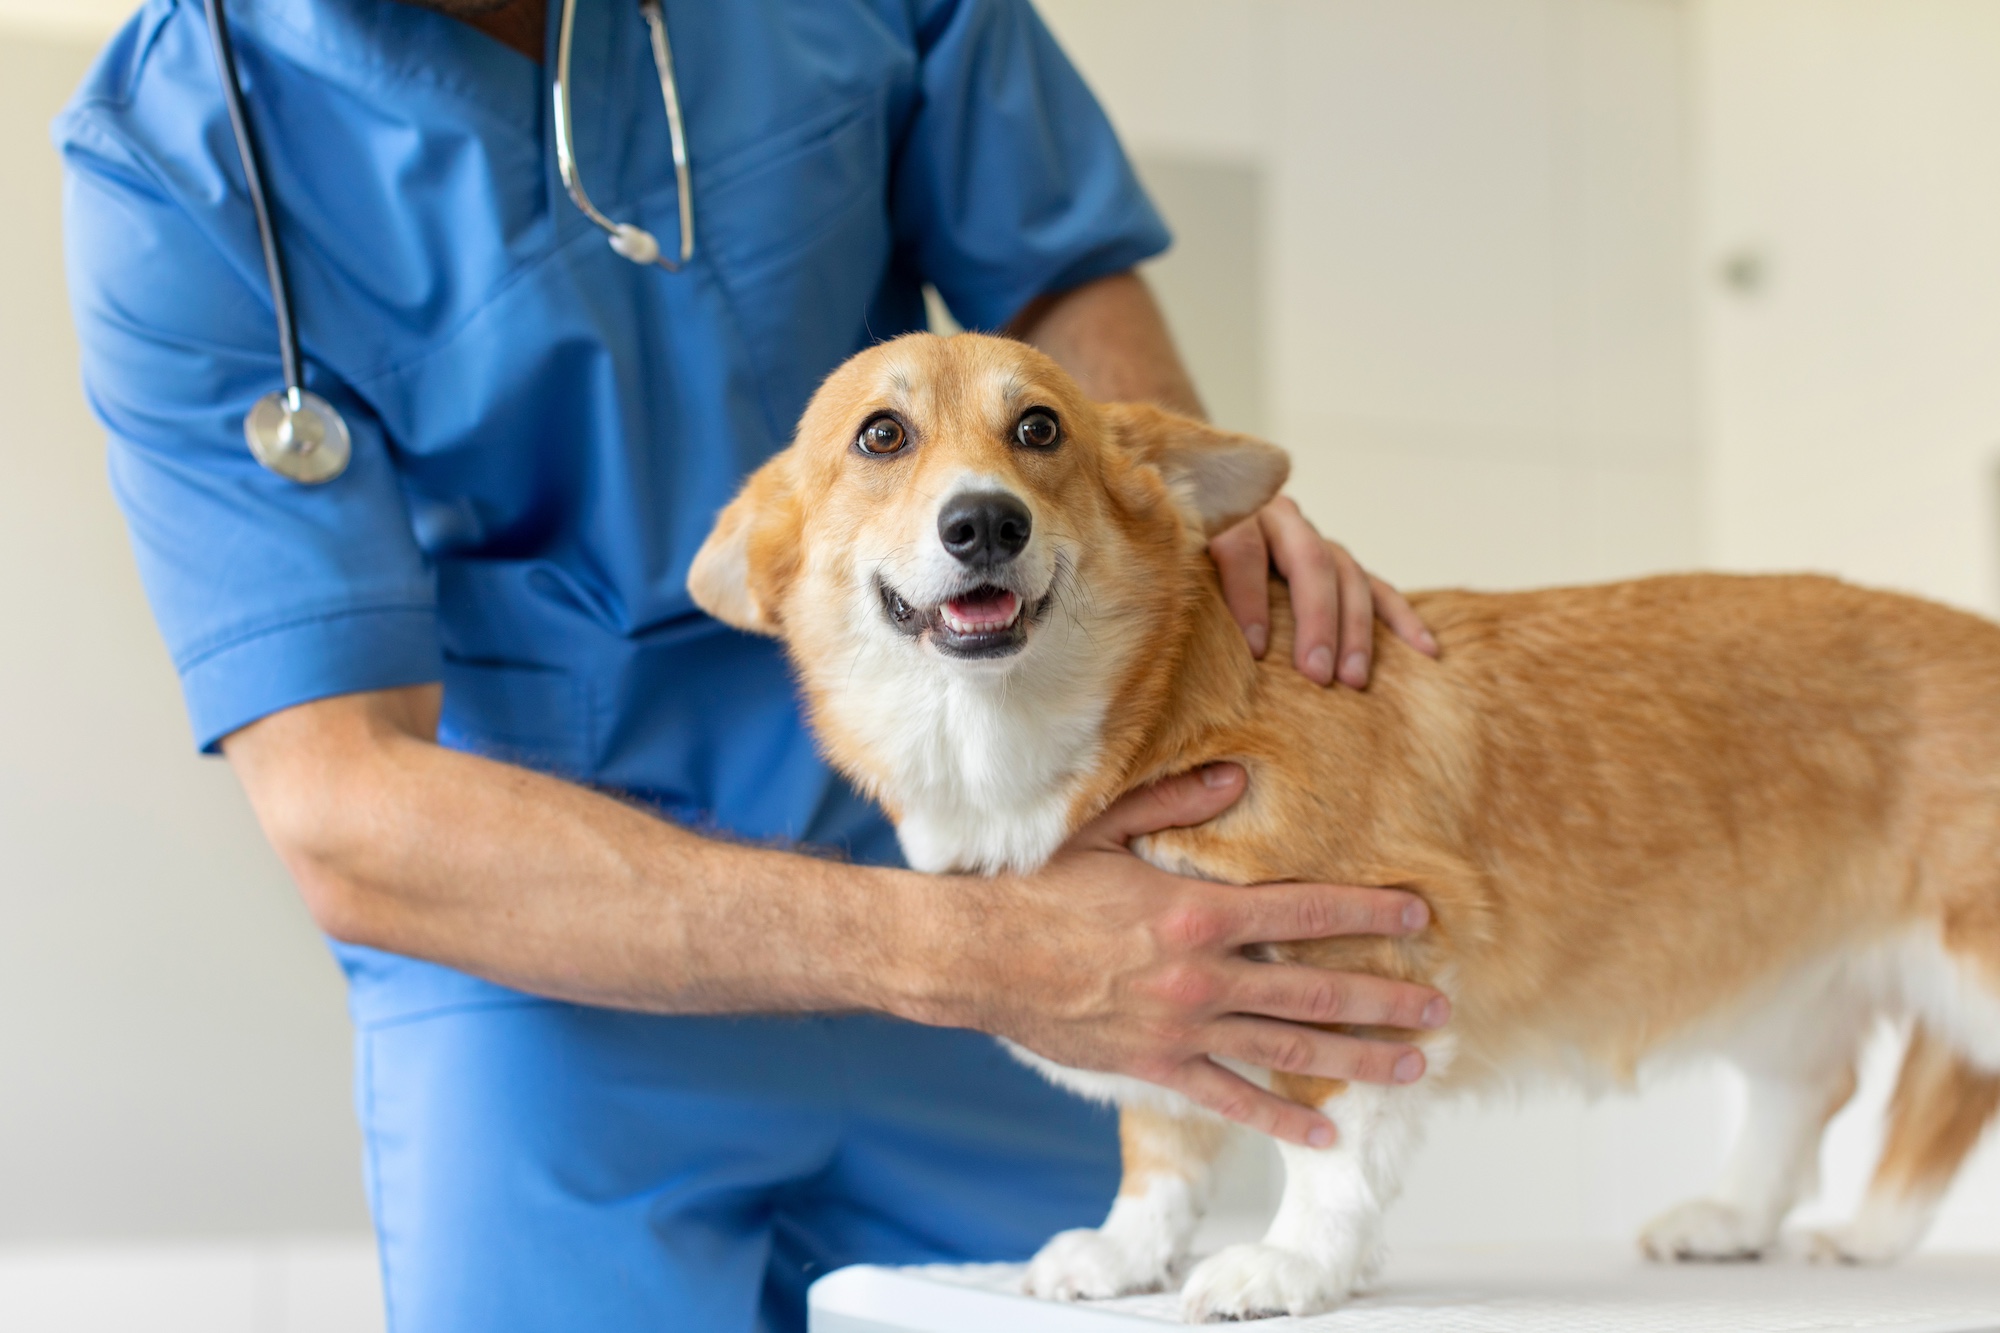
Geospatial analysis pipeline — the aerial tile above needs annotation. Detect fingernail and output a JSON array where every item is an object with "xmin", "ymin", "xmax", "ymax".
[
  {"xmin": 1306, "ymin": 645, "xmax": 1334, "ymax": 683},
  {"xmin": 1401, "ymin": 900, "xmax": 1429, "ymax": 931},
  {"xmin": 1342, "ymin": 652, "xmax": 1368, "ymax": 684},
  {"xmin": 1201, "ymin": 763, "xmax": 1234, "ymax": 788},
  {"xmin": 1394, "ymin": 1052, "xmax": 1425, "ymax": 1083},
  {"xmin": 1246, "ymin": 623, "xmax": 1269, "ymax": 657},
  {"xmin": 1419, "ymin": 630, "xmax": 1439, "ymax": 655},
  {"xmin": 1421, "ymin": 997, "xmax": 1450, "ymax": 1028},
  {"xmin": 1307, "ymin": 1122, "xmax": 1335, "ymax": 1148}
]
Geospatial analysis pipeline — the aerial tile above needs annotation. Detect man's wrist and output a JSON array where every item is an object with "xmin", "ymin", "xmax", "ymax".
[{"xmin": 843, "ymin": 864, "xmax": 966, "ymax": 1028}]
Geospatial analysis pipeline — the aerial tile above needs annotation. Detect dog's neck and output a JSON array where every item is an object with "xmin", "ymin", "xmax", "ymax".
[{"xmin": 838, "ymin": 544, "xmax": 1259, "ymax": 875}]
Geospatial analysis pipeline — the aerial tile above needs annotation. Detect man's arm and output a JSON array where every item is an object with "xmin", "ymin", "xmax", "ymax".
[
  {"xmin": 1008, "ymin": 271, "xmax": 1439, "ymax": 685},
  {"xmin": 1006, "ymin": 268, "xmax": 1206, "ymax": 415},
  {"xmin": 226, "ymin": 686, "xmax": 1446, "ymax": 1147}
]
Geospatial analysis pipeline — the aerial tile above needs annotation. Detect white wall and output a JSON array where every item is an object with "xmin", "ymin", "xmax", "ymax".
[
  {"xmin": 0, "ymin": 27, "xmax": 369, "ymax": 1242},
  {"xmin": 0, "ymin": 0, "xmax": 134, "ymax": 41},
  {"xmin": 1043, "ymin": 0, "xmax": 1704, "ymax": 595},
  {"xmin": 1698, "ymin": 0, "xmax": 2000, "ymax": 617}
]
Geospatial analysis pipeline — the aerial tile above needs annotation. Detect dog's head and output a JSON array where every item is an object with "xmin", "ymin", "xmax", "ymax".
[
  {"xmin": 691, "ymin": 332, "xmax": 1286, "ymax": 659},
  {"xmin": 688, "ymin": 332, "xmax": 1287, "ymax": 855}
]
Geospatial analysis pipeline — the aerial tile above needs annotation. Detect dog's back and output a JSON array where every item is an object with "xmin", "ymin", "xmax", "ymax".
[
  {"xmin": 1137, "ymin": 570, "xmax": 2000, "ymax": 1275},
  {"xmin": 1166, "ymin": 574, "xmax": 1997, "ymax": 1026}
]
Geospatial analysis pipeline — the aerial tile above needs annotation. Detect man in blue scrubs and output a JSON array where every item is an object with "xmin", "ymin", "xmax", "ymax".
[{"xmin": 57, "ymin": 1, "xmax": 1450, "ymax": 1328}]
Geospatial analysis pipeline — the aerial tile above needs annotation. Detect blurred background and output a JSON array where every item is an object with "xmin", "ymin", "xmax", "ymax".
[{"xmin": 1, "ymin": 1, "xmax": 1996, "ymax": 1329}]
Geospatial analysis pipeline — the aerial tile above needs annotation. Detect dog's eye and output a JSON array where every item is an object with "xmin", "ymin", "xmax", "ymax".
[
  {"xmin": 1016, "ymin": 409, "xmax": 1060, "ymax": 450},
  {"xmin": 856, "ymin": 415, "xmax": 907, "ymax": 456}
]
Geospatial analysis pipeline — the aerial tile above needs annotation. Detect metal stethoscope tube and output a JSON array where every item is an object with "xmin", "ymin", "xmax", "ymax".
[
  {"xmin": 203, "ymin": 0, "xmax": 351, "ymax": 484},
  {"xmin": 555, "ymin": 0, "xmax": 695, "ymax": 269},
  {"xmin": 202, "ymin": 0, "xmax": 695, "ymax": 484}
]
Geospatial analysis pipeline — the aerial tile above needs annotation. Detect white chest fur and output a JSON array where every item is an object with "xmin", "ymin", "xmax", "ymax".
[
  {"xmin": 831, "ymin": 619, "xmax": 1119, "ymax": 875},
  {"xmin": 889, "ymin": 672, "xmax": 1102, "ymax": 874}
]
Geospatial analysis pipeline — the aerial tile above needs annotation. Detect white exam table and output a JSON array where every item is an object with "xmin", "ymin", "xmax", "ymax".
[{"xmin": 810, "ymin": 1245, "xmax": 2000, "ymax": 1333}]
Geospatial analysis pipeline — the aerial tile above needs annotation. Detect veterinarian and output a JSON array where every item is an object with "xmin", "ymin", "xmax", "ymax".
[{"xmin": 57, "ymin": 1, "xmax": 1449, "ymax": 1328}]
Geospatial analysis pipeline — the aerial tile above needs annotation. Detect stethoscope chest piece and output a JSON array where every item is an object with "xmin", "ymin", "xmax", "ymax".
[{"xmin": 245, "ymin": 388, "xmax": 351, "ymax": 484}]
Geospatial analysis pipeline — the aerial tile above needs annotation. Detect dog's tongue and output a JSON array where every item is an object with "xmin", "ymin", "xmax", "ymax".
[{"xmin": 943, "ymin": 588, "xmax": 1021, "ymax": 632}]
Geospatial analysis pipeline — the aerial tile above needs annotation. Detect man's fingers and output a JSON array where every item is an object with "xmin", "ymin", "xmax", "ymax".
[
  {"xmin": 1259, "ymin": 500, "xmax": 1339, "ymax": 686},
  {"xmin": 1160, "ymin": 1056, "xmax": 1338, "ymax": 1148},
  {"xmin": 1221, "ymin": 960, "xmax": 1450, "ymax": 1031},
  {"xmin": 1207, "ymin": 1016, "xmax": 1429, "ymax": 1087},
  {"xmin": 1331, "ymin": 544, "xmax": 1375, "ymax": 688},
  {"xmin": 1209, "ymin": 517, "xmax": 1273, "ymax": 659},
  {"xmin": 1370, "ymin": 575, "xmax": 1438, "ymax": 658},
  {"xmin": 1244, "ymin": 495, "xmax": 1435, "ymax": 684},
  {"xmin": 1217, "ymin": 881, "xmax": 1429, "ymax": 946},
  {"xmin": 1085, "ymin": 763, "xmax": 1246, "ymax": 846}
]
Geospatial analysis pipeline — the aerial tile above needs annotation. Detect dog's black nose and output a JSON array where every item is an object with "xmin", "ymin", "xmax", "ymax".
[{"xmin": 938, "ymin": 491, "xmax": 1032, "ymax": 566}]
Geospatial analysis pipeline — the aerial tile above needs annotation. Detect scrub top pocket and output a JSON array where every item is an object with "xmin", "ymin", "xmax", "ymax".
[{"xmin": 702, "ymin": 94, "xmax": 898, "ymax": 439}]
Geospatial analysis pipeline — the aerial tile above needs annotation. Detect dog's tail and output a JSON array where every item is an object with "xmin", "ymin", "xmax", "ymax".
[{"xmin": 1815, "ymin": 1024, "xmax": 2000, "ymax": 1263}]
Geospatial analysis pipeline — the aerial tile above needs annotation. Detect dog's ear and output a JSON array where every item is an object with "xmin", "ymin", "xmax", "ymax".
[
  {"xmin": 688, "ymin": 455, "xmax": 804, "ymax": 635},
  {"xmin": 1103, "ymin": 402, "xmax": 1292, "ymax": 535}
]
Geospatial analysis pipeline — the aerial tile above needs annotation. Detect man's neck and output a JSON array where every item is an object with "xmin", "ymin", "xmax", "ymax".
[{"xmin": 408, "ymin": 0, "xmax": 547, "ymax": 63}]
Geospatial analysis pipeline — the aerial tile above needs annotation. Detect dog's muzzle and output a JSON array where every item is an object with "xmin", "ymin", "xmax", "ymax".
[{"xmin": 878, "ymin": 568, "xmax": 1063, "ymax": 661}]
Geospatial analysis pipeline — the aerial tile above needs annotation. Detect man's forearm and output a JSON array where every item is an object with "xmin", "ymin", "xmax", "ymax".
[
  {"xmin": 227, "ymin": 686, "xmax": 934, "ymax": 1016},
  {"xmin": 1007, "ymin": 270, "xmax": 1204, "ymax": 417},
  {"xmin": 226, "ymin": 677, "xmax": 1443, "ymax": 1146}
]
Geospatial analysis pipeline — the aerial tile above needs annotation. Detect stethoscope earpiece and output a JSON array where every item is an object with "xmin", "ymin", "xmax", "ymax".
[{"xmin": 609, "ymin": 223, "xmax": 663, "ymax": 266}]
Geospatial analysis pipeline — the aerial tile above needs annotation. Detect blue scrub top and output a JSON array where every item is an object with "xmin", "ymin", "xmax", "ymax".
[{"xmin": 56, "ymin": 0, "xmax": 1168, "ymax": 1022}]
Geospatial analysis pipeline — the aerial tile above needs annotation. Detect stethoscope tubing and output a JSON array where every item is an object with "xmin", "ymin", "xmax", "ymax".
[
  {"xmin": 201, "ymin": 0, "xmax": 694, "ymax": 483},
  {"xmin": 640, "ymin": 0, "xmax": 695, "ymax": 266},
  {"xmin": 555, "ymin": 0, "xmax": 695, "ymax": 269},
  {"xmin": 203, "ymin": 0, "xmax": 305, "ymax": 404}
]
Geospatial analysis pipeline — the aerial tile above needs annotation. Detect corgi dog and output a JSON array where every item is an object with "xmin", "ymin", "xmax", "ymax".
[{"xmin": 688, "ymin": 331, "xmax": 2000, "ymax": 1322}]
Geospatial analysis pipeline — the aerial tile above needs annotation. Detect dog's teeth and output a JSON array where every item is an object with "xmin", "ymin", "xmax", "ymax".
[{"xmin": 941, "ymin": 591, "xmax": 1022, "ymax": 635}]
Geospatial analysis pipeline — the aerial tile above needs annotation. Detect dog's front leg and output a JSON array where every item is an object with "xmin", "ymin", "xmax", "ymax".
[
  {"xmin": 1025, "ymin": 1105, "xmax": 1228, "ymax": 1300},
  {"xmin": 1179, "ymin": 1078, "xmax": 1428, "ymax": 1322}
]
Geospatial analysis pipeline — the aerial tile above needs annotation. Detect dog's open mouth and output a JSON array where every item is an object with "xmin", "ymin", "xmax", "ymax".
[
  {"xmin": 879, "ymin": 578, "xmax": 1045, "ymax": 660},
  {"xmin": 941, "ymin": 587, "xmax": 1022, "ymax": 636}
]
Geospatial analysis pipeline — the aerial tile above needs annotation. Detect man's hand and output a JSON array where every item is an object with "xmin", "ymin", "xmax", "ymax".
[
  {"xmin": 1210, "ymin": 496, "xmax": 1439, "ymax": 689},
  {"xmin": 909, "ymin": 764, "xmax": 1448, "ymax": 1148}
]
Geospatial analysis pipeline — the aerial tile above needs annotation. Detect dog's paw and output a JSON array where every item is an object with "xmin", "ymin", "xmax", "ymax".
[
  {"xmin": 1802, "ymin": 1205, "xmax": 1926, "ymax": 1266},
  {"xmin": 1639, "ymin": 1199, "xmax": 1774, "ymax": 1262},
  {"xmin": 1801, "ymin": 1227, "xmax": 1889, "ymax": 1266},
  {"xmin": 1023, "ymin": 1227, "xmax": 1173, "ymax": 1301},
  {"xmin": 1178, "ymin": 1243, "xmax": 1352, "ymax": 1323}
]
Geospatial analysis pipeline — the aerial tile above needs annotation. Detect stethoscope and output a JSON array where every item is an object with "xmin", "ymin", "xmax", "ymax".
[{"xmin": 201, "ymin": 0, "xmax": 695, "ymax": 484}]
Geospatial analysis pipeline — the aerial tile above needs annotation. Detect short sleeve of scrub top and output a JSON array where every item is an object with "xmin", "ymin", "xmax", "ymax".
[
  {"xmin": 891, "ymin": 0, "xmax": 1171, "ymax": 331},
  {"xmin": 59, "ymin": 95, "xmax": 440, "ymax": 754},
  {"xmin": 54, "ymin": 0, "xmax": 1168, "ymax": 772}
]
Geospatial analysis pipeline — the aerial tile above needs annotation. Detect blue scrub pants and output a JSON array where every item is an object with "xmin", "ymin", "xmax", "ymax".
[{"xmin": 353, "ymin": 1000, "xmax": 1119, "ymax": 1332}]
